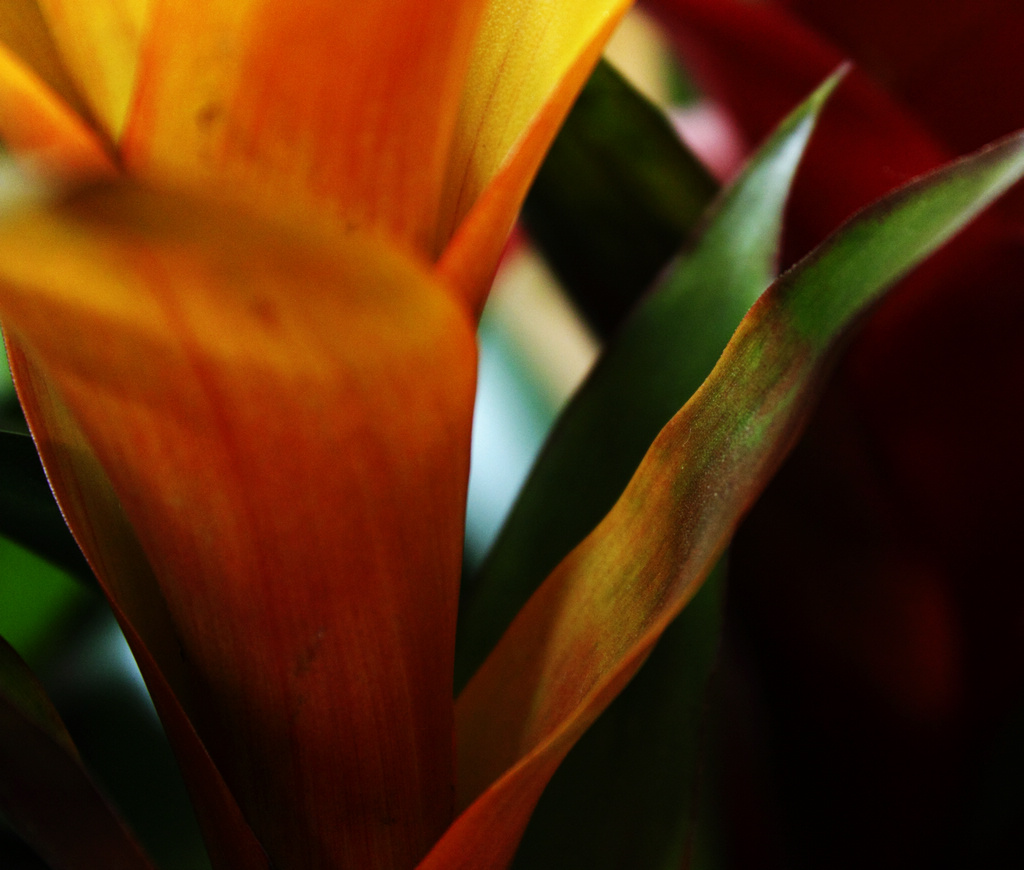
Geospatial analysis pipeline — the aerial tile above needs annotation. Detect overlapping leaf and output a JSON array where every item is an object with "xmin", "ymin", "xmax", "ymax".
[
  {"xmin": 645, "ymin": 25, "xmax": 1024, "ymax": 861},
  {"xmin": 0, "ymin": 0, "xmax": 119, "ymax": 178},
  {"xmin": 425, "ymin": 127, "xmax": 1024, "ymax": 870},
  {"xmin": 7, "ymin": 340, "xmax": 270, "ymax": 870},
  {"xmin": 33, "ymin": 0, "xmax": 149, "ymax": 138},
  {"xmin": 0, "ymin": 634, "xmax": 154, "ymax": 870},
  {"xmin": 436, "ymin": 0, "xmax": 634, "ymax": 313},
  {"xmin": 522, "ymin": 59, "xmax": 718, "ymax": 338},
  {"xmin": 457, "ymin": 69, "xmax": 843, "ymax": 689}
]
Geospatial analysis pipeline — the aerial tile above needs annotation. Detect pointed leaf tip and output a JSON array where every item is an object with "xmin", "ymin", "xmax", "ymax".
[
  {"xmin": 438, "ymin": 125, "xmax": 1024, "ymax": 869},
  {"xmin": 779, "ymin": 126, "xmax": 1024, "ymax": 348}
]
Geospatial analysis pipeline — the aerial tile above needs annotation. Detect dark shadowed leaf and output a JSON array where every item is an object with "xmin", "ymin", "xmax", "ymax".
[
  {"xmin": 0, "ymin": 634, "xmax": 155, "ymax": 870},
  {"xmin": 522, "ymin": 59, "xmax": 718, "ymax": 337},
  {"xmin": 0, "ymin": 430, "xmax": 93, "ymax": 582}
]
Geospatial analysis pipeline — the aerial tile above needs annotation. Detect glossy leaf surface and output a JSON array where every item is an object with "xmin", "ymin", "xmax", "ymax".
[
  {"xmin": 522, "ymin": 59, "xmax": 718, "ymax": 338},
  {"xmin": 429, "ymin": 127, "xmax": 1024, "ymax": 870},
  {"xmin": 0, "ymin": 634, "xmax": 155, "ymax": 870}
]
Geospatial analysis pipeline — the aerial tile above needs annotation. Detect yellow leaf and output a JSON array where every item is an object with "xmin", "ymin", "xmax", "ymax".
[
  {"xmin": 35, "ymin": 0, "xmax": 149, "ymax": 138},
  {"xmin": 436, "ymin": 0, "xmax": 633, "ymax": 313}
]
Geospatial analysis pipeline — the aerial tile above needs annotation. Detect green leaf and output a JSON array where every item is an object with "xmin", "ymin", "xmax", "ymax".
[
  {"xmin": 445, "ymin": 126, "xmax": 1024, "ymax": 870},
  {"xmin": 0, "ymin": 430, "xmax": 93, "ymax": 582},
  {"xmin": 0, "ymin": 635, "xmax": 156, "ymax": 870},
  {"xmin": 522, "ymin": 59, "xmax": 719, "ymax": 338},
  {"xmin": 0, "ymin": 536, "xmax": 91, "ymax": 665},
  {"xmin": 457, "ymin": 67, "xmax": 844, "ymax": 691}
]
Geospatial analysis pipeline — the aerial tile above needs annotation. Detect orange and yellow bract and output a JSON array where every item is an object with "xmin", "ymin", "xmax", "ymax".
[{"xmin": 0, "ymin": 2, "xmax": 631, "ymax": 868}]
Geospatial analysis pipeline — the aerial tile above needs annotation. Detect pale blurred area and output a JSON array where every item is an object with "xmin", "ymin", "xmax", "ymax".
[{"xmin": 606, "ymin": 7, "xmax": 678, "ymax": 106}]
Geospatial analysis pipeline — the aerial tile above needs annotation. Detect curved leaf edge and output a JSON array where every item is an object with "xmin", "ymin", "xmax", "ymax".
[{"xmin": 432, "ymin": 126, "xmax": 1024, "ymax": 870}]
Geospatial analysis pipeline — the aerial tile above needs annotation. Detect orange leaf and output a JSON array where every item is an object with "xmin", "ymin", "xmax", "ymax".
[
  {"xmin": 121, "ymin": 0, "xmax": 489, "ymax": 259},
  {"xmin": 6, "ymin": 341, "xmax": 270, "ymax": 870},
  {"xmin": 0, "ymin": 183, "xmax": 478, "ymax": 870}
]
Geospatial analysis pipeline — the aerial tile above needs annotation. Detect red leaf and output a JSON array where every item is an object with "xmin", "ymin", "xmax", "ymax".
[
  {"xmin": 777, "ymin": 0, "xmax": 1024, "ymax": 155},
  {"xmin": 644, "ymin": 0, "xmax": 950, "ymax": 256}
]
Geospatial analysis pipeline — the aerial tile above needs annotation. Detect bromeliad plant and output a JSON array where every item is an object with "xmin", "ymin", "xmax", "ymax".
[{"xmin": 0, "ymin": 2, "xmax": 1022, "ymax": 869}]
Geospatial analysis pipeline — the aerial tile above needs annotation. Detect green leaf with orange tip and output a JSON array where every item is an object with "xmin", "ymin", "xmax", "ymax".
[
  {"xmin": 463, "ymin": 68, "xmax": 832, "ymax": 855},
  {"xmin": 0, "ymin": 633, "xmax": 156, "ymax": 870},
  {"xmin": 457, "ymin": 68, "xmax": 844, "ymax": 691},
  {"xmin": 424, "ymin": 128, "xmax": 1024, "ymax": 870},
  {"xmin": 522, "ymin": 59, "xmax": 719, "ymax": 339},
  {"xmin": 0, "ymin": 428, "xmax": 91, "ymax": 580},
  {"xmin": 434, "ymin": 0, "xmax": 634, "ymax": 314},
  {"xmin": 0, "ymin": 182, "xmax": 477, "ymax": 870}
]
